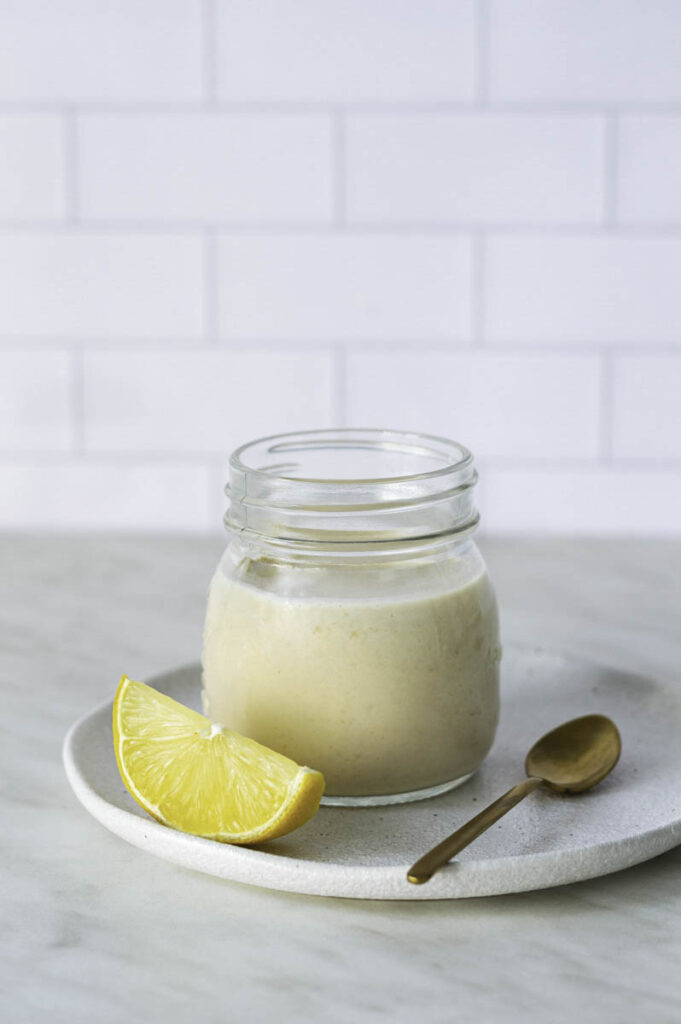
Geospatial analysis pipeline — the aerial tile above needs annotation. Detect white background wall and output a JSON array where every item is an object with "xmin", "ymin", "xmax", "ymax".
[{"xmin": 1, "ymin": 0, "xmax": 680, "ymax": 533}]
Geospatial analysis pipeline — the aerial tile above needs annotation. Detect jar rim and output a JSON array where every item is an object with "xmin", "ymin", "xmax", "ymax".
[
  {"xmin": 230, "ymin": 428, "xmax": 473, "ymax": 486},
  {"xmin": 226, "ymin": 429, "xmax": 479, "ymax": 547}
]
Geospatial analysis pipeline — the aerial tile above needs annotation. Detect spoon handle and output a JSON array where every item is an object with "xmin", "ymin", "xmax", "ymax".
[{"xmin": 407, "ymin": 776, "xmax": 544, "ymax": 885}]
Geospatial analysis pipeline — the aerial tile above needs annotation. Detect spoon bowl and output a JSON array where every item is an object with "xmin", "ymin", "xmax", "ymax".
[
  {"xmin": 407, "ymin": 712, "xmax": 622, "ymax": 885},
  {"xmin": 525, "ymin": 714, "xmax": 621, "ymax": 793}
]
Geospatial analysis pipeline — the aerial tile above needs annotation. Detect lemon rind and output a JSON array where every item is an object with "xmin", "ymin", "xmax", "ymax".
[{"xmin": 112, "ymin": 675, "xmax": 324, "ymax": 845}]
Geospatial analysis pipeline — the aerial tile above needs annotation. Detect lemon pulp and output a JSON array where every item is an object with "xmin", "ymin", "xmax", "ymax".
[{"xmin": 113, "ymin": 675, "xmax": 324, "ymax": 844}]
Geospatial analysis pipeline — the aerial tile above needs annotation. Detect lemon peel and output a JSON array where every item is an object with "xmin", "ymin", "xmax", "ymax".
[{"xmin": 113, "ymin": 675, "xmax": 324, "ymax": 844}]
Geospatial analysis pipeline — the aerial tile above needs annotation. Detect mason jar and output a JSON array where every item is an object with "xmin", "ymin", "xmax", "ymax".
[{"xmin": 201, "ymin": 429, "xmax": 501, "ymax": 807}]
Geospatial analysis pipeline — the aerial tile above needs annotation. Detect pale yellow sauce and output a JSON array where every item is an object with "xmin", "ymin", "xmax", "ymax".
[{"xmin": 202, "ymin": 564, "xmax": 500, "ymax": 797}]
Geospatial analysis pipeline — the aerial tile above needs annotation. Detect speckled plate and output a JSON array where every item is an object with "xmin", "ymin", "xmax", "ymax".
[{"xmin": 63, "ymin": 647, "xmax": 681, "ymax": 900}]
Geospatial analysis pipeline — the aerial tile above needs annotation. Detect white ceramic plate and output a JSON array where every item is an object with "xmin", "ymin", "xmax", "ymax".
[{"xmin": 63, "ymin": 647, "xmax": 681, "ymax": 900}]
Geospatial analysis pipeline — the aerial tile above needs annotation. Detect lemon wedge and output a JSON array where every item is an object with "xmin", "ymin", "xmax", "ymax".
[{"xmin": 113, "ymin": 675, "xmax": 325, "ymax": 844}]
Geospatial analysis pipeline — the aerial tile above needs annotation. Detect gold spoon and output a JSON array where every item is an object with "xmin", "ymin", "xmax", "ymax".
[{"xmin": 407, "ymin": 714, "xmax": 621, "ymax": 885}]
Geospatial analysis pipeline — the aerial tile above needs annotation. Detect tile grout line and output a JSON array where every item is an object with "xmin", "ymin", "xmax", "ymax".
[
  {"xmin": 6, "ymin": 221, "xmax": 681, "ymax": 236},
  {"xmin": 476, "ymin": 455, "xmax": 681, "ymax": 470},
  {"xmin": 62, "ymin": 107, "xmax": 79, "ymax": 223},
  {"xmin": 332, "ymin": 346, "xmax": 347, "ymax": 427},
  {"xmin": 599, "ymin": 350, "xmax": 615, "ymax": 463},
  {"xmin": 476, "ymin": 0, "xmax": 491, "ymax": 105},
  {"xmin": 3, "ymin": 450, "xmax": 681, "ymax": 470},
  {"xmin": 71, "ymin": 348, "xmax": 86, "ymax": 454},
  {"xmin": 333, "ymin": 110, "xmax": 347, "ymax": 227},
  {"xmin": 603, "ymin": 111, "xmax": 619, "ymax": 227},
  {"xmin": 1, "ymin": 338, "xmax": 681, "ymax": 355},
  {"xmin": 470, "ymin": 232, "xmax": 486, "ymax": 346},
  {"xmin": 8, "ymin": 100, "xmax": 681, "ymax": 114},
  {"xmin": 202, "ymin": 229, "xmax": 219, "ymax": 345},
  {"xmin": 201, "ymin": 0, "xmax": 219, "ymax": 106}
]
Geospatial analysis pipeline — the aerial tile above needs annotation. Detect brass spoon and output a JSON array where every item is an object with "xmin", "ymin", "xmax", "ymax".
[{"xmin": 407, "ymin": 714, "xmax": 621, "ymax": 885}]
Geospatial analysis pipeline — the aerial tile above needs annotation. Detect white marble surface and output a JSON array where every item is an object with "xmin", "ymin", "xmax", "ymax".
[{"xmin": 2, "ymin": 535, "xmax": 681, "ymax": 1022}]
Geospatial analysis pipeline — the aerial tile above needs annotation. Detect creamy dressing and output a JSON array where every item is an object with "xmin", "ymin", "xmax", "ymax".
[{"xmin": 201, "ymin": 564, "xmax": 500, "ymax": 798}]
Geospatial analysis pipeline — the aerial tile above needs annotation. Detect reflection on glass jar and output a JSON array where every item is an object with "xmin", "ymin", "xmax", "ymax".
[{"xmin": 202, "ymin": 429, "xmax": 501, "ymax": 806}]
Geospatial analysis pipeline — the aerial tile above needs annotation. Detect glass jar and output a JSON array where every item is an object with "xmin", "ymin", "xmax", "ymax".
[{"xmin": 201, "ymin": 429, "xmax": 501, "ymax": 806}]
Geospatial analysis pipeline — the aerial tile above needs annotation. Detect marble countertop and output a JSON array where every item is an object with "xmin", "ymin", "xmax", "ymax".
[{"xmin": 2, "ymin": 535, "xmax": 681, "ymax": 1023}]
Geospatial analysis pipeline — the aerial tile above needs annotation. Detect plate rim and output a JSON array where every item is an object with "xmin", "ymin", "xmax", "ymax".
[{"xmin": 62, "ymin": 646, "xmax": 681, "ymax": 901}]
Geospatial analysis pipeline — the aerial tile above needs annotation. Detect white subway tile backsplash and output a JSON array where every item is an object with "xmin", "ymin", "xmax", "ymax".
[
  {"xmin": 489, "ymin": 0, "xmax": 681, "ymax": 102},
  {"xmin": 0, "ymin": 116, "xmax": 64, "ymax": 221},
  {"xmin": 613, "ymin": 356, "xmax": 681, "ymax": 460},
  {"xmin": 0, "ymin": 461, "xmax": 212, "ymax": 530},
  {"xmin": 0, "ymin": 234, "xmax": 203, "ymax": 341},
  {"xmin": 0, "ymin": 0, "xmax": 679, "ymax": 534},
  {"xmin": 0, "ymin": 352, "xmax": 73, "ymax": 450},
  {"xmin": 218, "ymin": 236, "xmax": 471, "ymax": 343},
  {"xmin": 346, "ymin": 114, "xmax": 605, "ymax": 225},
  {"xmin": 0, "ymin": 0, "xmax": 202, "ymax": 101},
  {"xmin": 217, "ymin": 0, "xmax": 477, "ymax": 102},
  {"xmin": 618, "ymin": 117, "xmax": 681, "ymax": 224},
  {"xmin": 484, "ymin": 468, "xmax": 681, "ymax": 534},
  {"xmin": 83, "ymin": 350, "xmax": 334, "ymax": 453},
  {"xmin": 485, "ymin": 236, "xmax": 681, "ymax": 345},
  {"xmin": 79, "ymin": 114, "xmax": 334, "ymax": 224},
  {"xmin": 346, "ymin": 352, "xmax": 600, "ymax": 459}
]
